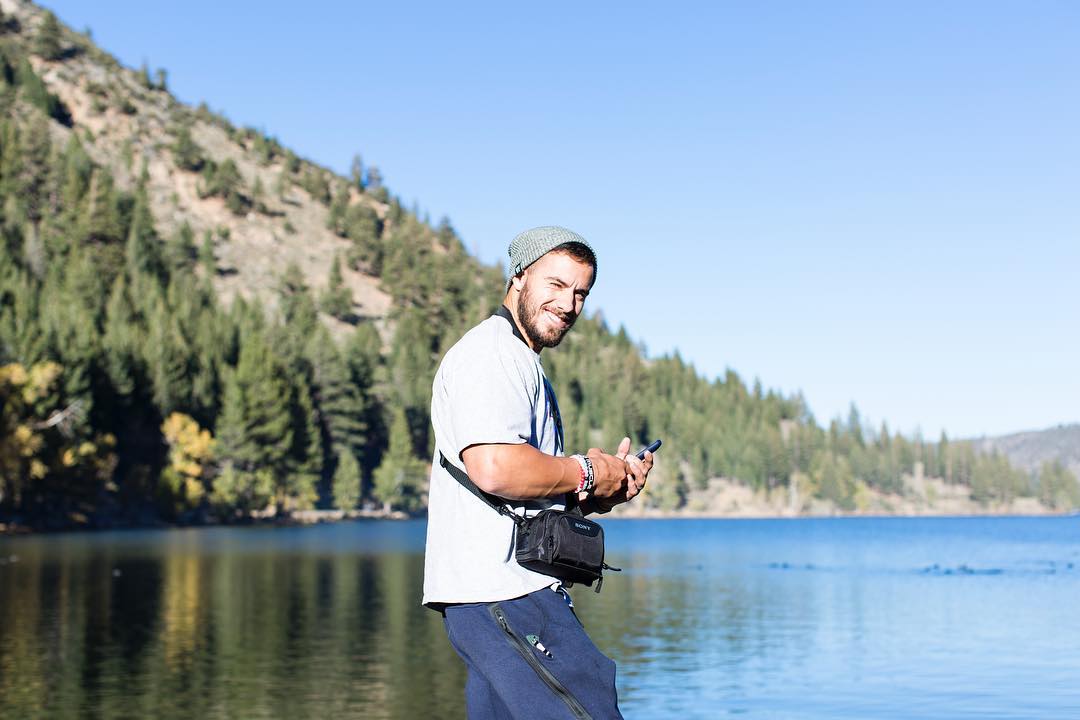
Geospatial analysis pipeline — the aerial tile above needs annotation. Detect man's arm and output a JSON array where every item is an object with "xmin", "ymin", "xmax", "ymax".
[{"xmin": 461, "ymin": 443, "xmax": 630, "ymax": 502}]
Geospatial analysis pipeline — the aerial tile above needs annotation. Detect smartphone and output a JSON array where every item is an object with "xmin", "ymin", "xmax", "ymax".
[{"xmin": 636, "ymin": 439, "xmax": 662, "ymax": 460}]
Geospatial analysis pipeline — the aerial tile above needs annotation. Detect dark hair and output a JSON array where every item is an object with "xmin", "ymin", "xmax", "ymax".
[{"xmin": 550, "ymin": 241, "xmax": 596, "ymax": 271}]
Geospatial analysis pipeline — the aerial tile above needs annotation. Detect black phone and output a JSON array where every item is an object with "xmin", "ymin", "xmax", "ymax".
[{"xmin": 636, "ymin": 439, "xmax": 662, "ymax": 460}]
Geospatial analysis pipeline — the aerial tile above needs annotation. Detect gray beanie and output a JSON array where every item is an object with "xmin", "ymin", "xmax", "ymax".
[{"xmin": 505, "ymin": 226, "xmax": 596, "ymax": 292}]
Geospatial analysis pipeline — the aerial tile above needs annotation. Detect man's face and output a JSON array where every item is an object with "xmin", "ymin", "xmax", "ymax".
[{"xmin": 514, "ymin": 251, "xmax": 595, "ymax": 350}]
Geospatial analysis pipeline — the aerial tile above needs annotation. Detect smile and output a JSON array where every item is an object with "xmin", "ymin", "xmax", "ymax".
[{"xmin": 544, "ymin": 310, "xmax": 568, "ymax": 327}]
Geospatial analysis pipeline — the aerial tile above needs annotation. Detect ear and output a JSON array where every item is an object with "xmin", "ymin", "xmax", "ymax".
[{"xmin": 510, "ymin": 271, "xmax": 526, "ymax": 292}]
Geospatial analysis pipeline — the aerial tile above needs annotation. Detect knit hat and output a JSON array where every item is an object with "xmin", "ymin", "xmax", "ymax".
[{"xmin": 505, "ymin": 226, "xmax": 596, "ymax": 292}]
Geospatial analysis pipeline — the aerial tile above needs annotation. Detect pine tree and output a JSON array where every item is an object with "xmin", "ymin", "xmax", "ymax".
[
  {"xmin": 332, "ymin": 450, "xmax": 361, "ymax": 511},
  {"xmin": 344, "ymin": 203, "xmax": 382, "ymax": 271},
  {"xmin": 17, "ymin": 117, "xmax": 50, "ymax": 223},
  {"xmin": 101, "ymin": 275, "xmax": 141, "ymax": 400},
  {"xmin": 318, "ymin": 254, "xmax": 353, "ymax": 319},
  {"xmin": 171, "ymin": 125, "xmax": 205, "ymax": 172},
  {"xmin": 284, "ymin": 379, "xmax": 321, "ymax": 510},
  {"xmin": 199, "ymin": 159, "xmax": 246, "ymax": 214},
  {"xmin": 1037, "ymin": 460, "xmax": 1080, "ymax": 510},
  {"xmin": 189, "ymin": 307, "xmax": 223, "ymax": 425},
  {"xmin": 326, "ymin": 183, "xmax": 349, "ymax": 235},
  {"xmin": 252, "ymin": 133, "xmax": 274, "ymax": 166},
  {"xmin": 252, "ymin": 176, "xmax": 266, "ymax": 213},
  {"xmin": 388, "ymin": 308, "xmax": 435, "ymax": 453},
  {"xmin": 14, "ymin": 59, "xmax": 66, "ymax": 121},
  {"xmin": 57, "ymin": 135, "xmax": 93, "ymax": 236},
  {"xmin": 198, "ymin": 230, "xmax": 216, "ymax": 276},
  {"xmin": 306, "ymin": 326, "xmax": 367, "ymax": 462},
  {"xmin": 938, "ymin": 431, "xmax": 951, "ymax": 482},
  {"xmin": 344, "ymin": 322, "xmax": 384, "ymax": 482},
  {"xmin": 164, "ymin": 222, "xmax": 196, "ymax": 276},
  {"xmin": 126, "ymin": 179, "xmax": 164, "ymax": 280},
  {"xmin": 0, "ymin": 120, "xmax": 21, "ymax": 204},
  {"xmin": 276, "ymin": 262, "xmax": 318, "ymax": 333},
  {"xmin": 80, "ymin": 168, "xmax": 124, "ymax": 246},
  {"xmin": 0, "ymin": 261, "xmax": 47, "ymax": 365},
  {"xmin": 350, "ymin": 153, "xmax": 365, "ymax": 190},
  {"xmin": 372, "ymin": 408, "xmax": 427, "ymax": 512},
  {"xmin": 211, "ymin": 462, "xmax": 273, "ymax": 515},
  {"xmin": 365, "ymin": 166, "xmax": 388, "ymax": 202},
  {"xmin": 146, "ymin": 299, "xmax": 190, "ymax": 415},
  {"xmin": 138, "ymin": 61, "xmax": 152, "ymax": 89},
  {"xmin": 301, "ymin": 168, "xmax": 331, "ymax": 204},
  {"xmin": 215, "ymin": 334, "xmax": 293, "ymax": 481},
  {"xmin": 35, "ymin": 11, "xmax": 64, "ymax": 61}
]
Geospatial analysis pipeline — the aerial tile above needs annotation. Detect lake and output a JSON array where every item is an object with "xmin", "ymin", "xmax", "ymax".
[{"xmin": 1, "ymin": 516, "xmax": 1078, "ymax": 719}]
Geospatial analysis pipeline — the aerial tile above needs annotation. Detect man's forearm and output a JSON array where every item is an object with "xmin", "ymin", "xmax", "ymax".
[{"xmin": 461, "ymin": 443, "xmax": 582, "ymax": 501}]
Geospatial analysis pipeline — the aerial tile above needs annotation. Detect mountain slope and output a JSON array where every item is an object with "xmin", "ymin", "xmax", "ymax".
[
  {"xmin": 7, "ymin": 0, "xmax": 394, "ymax": 329},
  {"xmin": 972, "ymin": 424, "xmax": 1080, "ymax": 478},
  {"xmin": 1, "ymin": 0, "xmax": 1075, "ymax": 528}
]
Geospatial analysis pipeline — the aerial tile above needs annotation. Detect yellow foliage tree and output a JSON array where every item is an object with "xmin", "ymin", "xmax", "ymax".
[
  {"xmin": 1, "ymin": 362, "xmax": 115, "ymax": 510},
  {"xmin": 160, "ymin": 412, "xmax": 215, "ymax": 508}
]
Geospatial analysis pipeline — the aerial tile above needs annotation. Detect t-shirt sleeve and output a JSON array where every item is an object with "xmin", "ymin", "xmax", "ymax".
[{"xmin": 444, "ymin": 337, "xmax": 536, "ymax": 460}]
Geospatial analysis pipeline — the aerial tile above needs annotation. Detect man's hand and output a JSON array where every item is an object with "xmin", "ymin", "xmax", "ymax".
[
  {"xmin": 582, "ymin": 437, "xmax": 654, "ymax": 512},
  {"xmin": 584, "ymin": 446, "xmax": 630, "ymax": 500}
]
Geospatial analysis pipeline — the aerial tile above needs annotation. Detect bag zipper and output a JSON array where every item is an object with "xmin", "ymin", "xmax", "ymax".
[{"xmin": 490, "ymin": 604, "xmax": 592, "ymax": 720}]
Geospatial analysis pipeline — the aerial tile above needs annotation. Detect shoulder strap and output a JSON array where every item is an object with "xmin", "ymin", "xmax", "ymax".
[
  {"xmin": 440, "ymin": 452, "xmax": 583, "ymax": 520},
  {"xmin": 494, "ymin": 305, "xmax": 564, "ymax": 453},
  {"xmin": 443, "ymin": 306, "xmax": 574, "ymax": 518},
  {"xmin": 439, "ymin": 452, "xmax": 527, "ymax": 527}
]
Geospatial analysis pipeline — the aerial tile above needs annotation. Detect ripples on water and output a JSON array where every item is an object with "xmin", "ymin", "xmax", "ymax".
[{"xmin": 1, "ymin": 517, "xmax": 1079, "ymax": 719}]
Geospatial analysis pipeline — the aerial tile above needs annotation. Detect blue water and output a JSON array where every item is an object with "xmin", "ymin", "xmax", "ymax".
[
  {"xmin": 1, "ymin": 516, "xmax": 1078, "ymax": 719},
  {"xmin": 584, "ymin": 516, "xmax": 1080, "ymax": 718}
]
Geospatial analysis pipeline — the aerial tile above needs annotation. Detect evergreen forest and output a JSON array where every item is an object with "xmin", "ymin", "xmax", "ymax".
[{"xmin": 1, "ymin": 5, "xmax": 1076, "ymax": 529}]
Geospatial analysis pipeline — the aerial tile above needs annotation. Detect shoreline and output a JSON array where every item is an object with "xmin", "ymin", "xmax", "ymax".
[
  {"xmin": 0, "ymin": 507, "xmax": 411, "ymax": 536},
  {"xmin": 3, "ymin": 506, "xmax": 1074, "ymax": 536}
]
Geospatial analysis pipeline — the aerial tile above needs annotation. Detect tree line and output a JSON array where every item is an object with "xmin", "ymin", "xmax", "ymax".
[{"xmin": 1, "ymin": 14, "xmax": 1076, "ymax": 528}]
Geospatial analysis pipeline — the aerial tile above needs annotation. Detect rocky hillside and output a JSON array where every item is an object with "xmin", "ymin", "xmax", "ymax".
[
  {"xmin": 3, "ymin": 0, "xmax": 395, "ymax": 330},
  {"xmin": 972, "ymin": 424, "xmax": 1080, "ymax": 479}
]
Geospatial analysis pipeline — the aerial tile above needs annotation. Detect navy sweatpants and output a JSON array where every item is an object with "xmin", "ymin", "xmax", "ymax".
[{"xmin": 443, "ymin": 586, "xmax": 623, "ymax": 720}]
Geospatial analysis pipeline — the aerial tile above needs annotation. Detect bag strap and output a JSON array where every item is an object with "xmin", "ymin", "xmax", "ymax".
[
  {"xmin": 438, "ymin": 452, "xmax": 527, "ymax": 527},
  {"xmin": 494, "ymin": 305, "xmax": 567, "ymax": 452},
  {"xmin": 438, "ymin": 451, "xmax": 583, "ymax": 523},
  {"xmin": 438, "ymin": 306, "xmax": 579, "ymax": 521}
]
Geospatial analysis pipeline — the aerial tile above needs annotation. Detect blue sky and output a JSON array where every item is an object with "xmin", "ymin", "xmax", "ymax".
[{"xmin": 42, "ymin": 1, "xmax": 1080, "ymax": 439}]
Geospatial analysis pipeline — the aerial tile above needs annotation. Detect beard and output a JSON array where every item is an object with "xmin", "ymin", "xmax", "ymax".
[{"xmin": 516, "ymin": 280, "xmax": 576, "ymax": 349}]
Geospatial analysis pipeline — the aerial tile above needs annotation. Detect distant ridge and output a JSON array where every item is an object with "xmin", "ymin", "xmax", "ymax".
[{"xmin": 971, "ymin": 424, "xmax": 1080, "ymax": 478}]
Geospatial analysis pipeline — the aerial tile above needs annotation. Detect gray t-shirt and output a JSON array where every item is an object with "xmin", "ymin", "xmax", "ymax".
[{"xmin": 423, "ymin": 312, "xmax": 566, "ymax": 607}]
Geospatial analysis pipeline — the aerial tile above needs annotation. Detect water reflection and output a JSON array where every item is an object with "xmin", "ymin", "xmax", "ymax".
[
  {"xmin": 2, "ymin": 517, "xmax": 1079, "ymax": 719},
  {"xmin": 0, "ymin": 524, "xmax": 466, "ymax": 720}
]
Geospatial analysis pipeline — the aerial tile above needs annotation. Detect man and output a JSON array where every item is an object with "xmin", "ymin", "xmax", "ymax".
[{"xmin": 424, "ymin": 225, "xmax": 654, "ymax": 719}]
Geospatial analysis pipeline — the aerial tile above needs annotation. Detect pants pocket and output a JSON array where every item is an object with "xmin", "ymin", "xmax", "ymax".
[{"xmin": 490, "ymin": 602, "xmax": 593, "ymax": 720}]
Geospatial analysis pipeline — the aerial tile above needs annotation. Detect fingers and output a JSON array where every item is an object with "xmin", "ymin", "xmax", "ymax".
[
  {"xmin": 624, "ymin": 452, "xmax": 647, "ymax": 498},
  {"xmin": 584, "ymin": 439, "xmax": 655, "ymax": 504}
]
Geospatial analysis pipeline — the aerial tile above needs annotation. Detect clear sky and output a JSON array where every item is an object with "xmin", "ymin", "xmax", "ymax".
[{"xmin": 40, "ymin": 0, "xmax": 1080, "ymax": 439}]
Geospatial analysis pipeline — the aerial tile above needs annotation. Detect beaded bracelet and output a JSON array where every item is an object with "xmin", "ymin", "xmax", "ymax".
[{"xmin": 571, "ymin": 453, "xmax": 595, "ymax": 494}]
